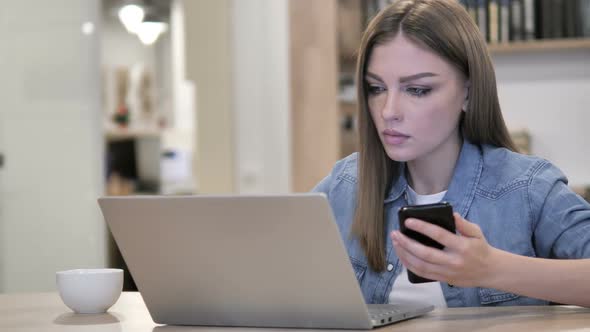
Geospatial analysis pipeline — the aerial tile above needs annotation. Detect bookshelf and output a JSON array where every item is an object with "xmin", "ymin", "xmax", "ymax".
[
  {"xmin": 358, "ymin": 1, "xmax": 590, "ymax": 52},
  {"xmin": 488, "ymin": 37, "xmax": 590, "ymax": 53}
]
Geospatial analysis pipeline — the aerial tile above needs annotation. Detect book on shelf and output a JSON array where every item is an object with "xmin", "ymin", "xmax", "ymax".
[
  {"xmin": 466, "ymin": 0, "xmax": 479, "ymax": 26},
  {"xmin": 523, "ymin": 0, "xmax": 536, "ymax": 40},
  {"xmin": 538, "ymin": 0, "xmax": 563, "ymax": 39},
  {"xmin": 364, "ymin": 0, "xmax": 590, "ymax": 44},
  {"xmin": 481, "ymin": 0, "xmax": 513, "ymax": 43},
  {"xmin": 552, "ymin": 0, "xmax": 564, "ymax": 38},
  {"xmin": 489, "ymin": 0, "xmax": 500, "ymax": 43},
  {"xmin": 535, "ymin": 0, "xmax": 547, "ymax": 39},
  {"xmin": 455, "ymin": 0, "xmax": 590, "ymax": 44},
  {"xmin": 477, "ymin": 0, "xmax": 489, "ymax": 41},
  {"xmin": 500, "ymin": 0, "xmax": 510, "ymax": 42},
  {"xmin": 582, "ymin": 0, "xmax": 590, "ymax": 37},
  {"xmin": 564, "ymin": 0, "xmax": 579, "ymax": 37},
  {"xmin": 510, "ymin": 0, "xmax": 525, "ymax": 40}
]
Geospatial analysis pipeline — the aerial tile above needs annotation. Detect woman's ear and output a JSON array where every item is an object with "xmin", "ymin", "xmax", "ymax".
[{"xmin": 462, "ymin": 80, "xmax": 470, "ymax": 112}]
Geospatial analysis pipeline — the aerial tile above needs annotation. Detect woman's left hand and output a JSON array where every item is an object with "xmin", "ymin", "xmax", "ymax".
[{"xmin": 391, "ymin": 213, "xmax": 496, "ymax": 287}]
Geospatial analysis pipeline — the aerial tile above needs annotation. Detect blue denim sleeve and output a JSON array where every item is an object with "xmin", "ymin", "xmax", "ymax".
[
  {"xmin": 311, "ymin": 173, "xmax": 333, "ymax": 195},
  {"xmin": 311, "ymin": 153, "xmax": 356, "ymax": 196},
  {"xmin": 529, "ymin": 161, "xmax": 590, "ymax": 259}
]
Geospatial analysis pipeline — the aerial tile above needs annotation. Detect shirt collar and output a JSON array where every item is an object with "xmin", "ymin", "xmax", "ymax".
[
  {"xmin": 442, "ymin": 140, "xmax": 483, "ymax": 217},
  {"xmin": 384, "ymin": 163, "xmax": 407, "ymax": 204},
  {"xmin": 384, "ymin": 140, "xmax": 483, "ymax": 217}
]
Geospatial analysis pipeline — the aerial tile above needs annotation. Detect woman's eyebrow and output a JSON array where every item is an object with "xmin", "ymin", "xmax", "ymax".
[
  {"xmin": 365, "ymin": 71, "xmax": 439, "ymax": 83},
  {"xmin": 399, "ymin": 72, "xmax": 438, "ymax": 83},
  {"xmin": 365, "ymin": 72, "xmax": 384, "ymax": 82}
]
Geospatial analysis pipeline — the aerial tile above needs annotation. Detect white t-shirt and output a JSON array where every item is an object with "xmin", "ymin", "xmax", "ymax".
[{"xmin": 388, "ymin": 186, "xmax": 448, "ymax": 308}]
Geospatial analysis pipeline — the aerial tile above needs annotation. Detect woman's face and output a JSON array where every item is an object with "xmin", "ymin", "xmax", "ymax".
[{"xmin": 366, "ymin": 32, "xmax": 468, "ymax": 163}]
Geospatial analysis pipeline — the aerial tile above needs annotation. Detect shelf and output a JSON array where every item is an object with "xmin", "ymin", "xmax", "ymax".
[{"xmin": 488, "ymin": 38, "xmax": 590, "ymax": 54}]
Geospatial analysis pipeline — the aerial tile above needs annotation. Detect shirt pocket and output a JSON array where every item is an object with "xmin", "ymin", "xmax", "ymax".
[
  {"xmin": 350, "ymin": 257, "xmax": 367, "ymax": 283},
  {"xmin": 478, "ymin": 287, "xmax": 520, "ymax": 305}
]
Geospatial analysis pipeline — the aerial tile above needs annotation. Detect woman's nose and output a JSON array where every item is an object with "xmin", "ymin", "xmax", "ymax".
[{"xmin": 381, "ymin": 92, "xmax": 403, "ymax": 122}]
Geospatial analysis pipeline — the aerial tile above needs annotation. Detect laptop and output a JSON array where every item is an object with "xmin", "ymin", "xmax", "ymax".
[{"xmin": 98, "ymin": 194, "xmax": 434, "ymax": 329}]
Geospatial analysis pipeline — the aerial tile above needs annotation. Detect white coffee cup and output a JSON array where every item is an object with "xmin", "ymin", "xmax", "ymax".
[{"xmin": 56, "ymin": 268, "xmax": 123, "ymax": 314}]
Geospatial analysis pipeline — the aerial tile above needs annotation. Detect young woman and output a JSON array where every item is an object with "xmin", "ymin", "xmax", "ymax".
[{"xmin": 313, "ymin": 0, "xmax": 590, "ymax": 307}]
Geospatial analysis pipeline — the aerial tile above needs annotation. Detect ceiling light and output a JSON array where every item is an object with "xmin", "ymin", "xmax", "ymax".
[
  {"xmin": 137, "ymin": 21, "xmax": 168, "ymax": 45},
  {"xmin": 118, "ymin": 4, "xmax": 144, "ymax": 34},
  {"xmin": 137, "ymin": 13, "xmax": 168, "ymax": 45}
]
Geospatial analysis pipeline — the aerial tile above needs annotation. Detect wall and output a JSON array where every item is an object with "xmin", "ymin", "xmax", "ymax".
[
  {"xmin": 183, "ymin": 0, "xmax": 235, "ymax": 193},
  {"xmin": 164, "ymin": 0, "xmax": 194, "ymax": 153},
  {"xmin": 154, "ymin": 22, "xmax": 173, "ymax": 131},
  {"xmin": 232, "ymin": 0, "xmax": 291, "ymax": 193},
  {"xmin": 0, "ymin": 0, "xmax": 105, "ymax": 292},
  {"xmin": 494, "ymin": 49, "xmax": 590, "ymax": 187},
  {"xmin": 290, "ymin": 0, "xmax": 340, "ymax": 192},
  {"xmin": 183, "ymin": 0, "xmax": 339, "ymax": 194}
]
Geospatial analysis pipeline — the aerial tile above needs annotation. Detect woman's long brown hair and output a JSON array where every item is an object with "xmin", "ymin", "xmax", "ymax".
[{"xmin": 352, "ymin": 0, "xmax": 517, "ymax": 271}]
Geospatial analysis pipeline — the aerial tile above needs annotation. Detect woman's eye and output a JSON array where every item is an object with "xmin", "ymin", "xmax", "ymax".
[
  {"xmin": 405, "ymin": 87, "xmax": 431, "ymax": 97},
  {"xmin": 367, "ymin": 84, "xmax": 386, "ymax": 95}
]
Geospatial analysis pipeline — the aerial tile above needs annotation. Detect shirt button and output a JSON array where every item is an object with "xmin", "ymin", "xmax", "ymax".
[{"xmin": 387, "ymin": 264, "xmax": 394, "ymax": 272}]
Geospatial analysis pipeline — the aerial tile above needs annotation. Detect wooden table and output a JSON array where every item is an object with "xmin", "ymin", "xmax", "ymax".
[{"xmin": 1, "ymin": 292, "xmax": 589, "ymax": 331}]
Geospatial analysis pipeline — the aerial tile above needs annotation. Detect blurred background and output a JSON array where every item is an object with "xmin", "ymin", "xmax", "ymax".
[{"xmin": 0, "ymin": 0, "xmax": 589, "ymax": 292}]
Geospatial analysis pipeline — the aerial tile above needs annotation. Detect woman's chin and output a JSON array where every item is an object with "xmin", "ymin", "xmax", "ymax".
[{"xmin": 384, "ymin": 149, "xmax": 416, "ymax": 162}]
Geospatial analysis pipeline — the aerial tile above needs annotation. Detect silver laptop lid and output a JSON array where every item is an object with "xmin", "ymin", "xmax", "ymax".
[{"xmin": 99, "ymin": 194, "xmax": 374, "ymax": 329}]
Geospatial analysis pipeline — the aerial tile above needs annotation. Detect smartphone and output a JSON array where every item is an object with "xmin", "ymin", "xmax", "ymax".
[{"xmin": 397, "ymin": 202, "xmax": 455, "ymax": 283}]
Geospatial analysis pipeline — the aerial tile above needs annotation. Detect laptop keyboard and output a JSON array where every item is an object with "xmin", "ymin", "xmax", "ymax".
[{"xmin": 367, "ymin": 304, "xmax": 402, "ymax": 319}]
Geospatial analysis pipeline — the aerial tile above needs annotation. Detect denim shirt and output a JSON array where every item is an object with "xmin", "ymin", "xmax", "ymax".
[{"xmin": 312, "ymin": 140, "xmax": 590, "ymax": 307}]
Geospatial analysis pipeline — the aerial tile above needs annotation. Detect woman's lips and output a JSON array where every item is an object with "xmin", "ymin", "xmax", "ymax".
[{"xmin": 383, "ymin": 129, "xmax": 410, "ymax": 145}]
